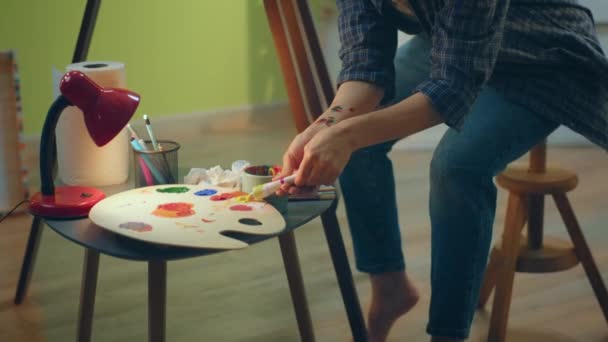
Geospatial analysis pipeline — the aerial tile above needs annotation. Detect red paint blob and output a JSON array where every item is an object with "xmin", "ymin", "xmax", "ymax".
[
  {"xmin": 201, "ymin": 218, "xmax": 216, "ymax": 223},
  {"xmin": 210, "ymin": 191, "xmax": 248, "ymax": 201},
  {"xmin": 229, "ymin": 204, "xmax": 253, "ymax": 211}
]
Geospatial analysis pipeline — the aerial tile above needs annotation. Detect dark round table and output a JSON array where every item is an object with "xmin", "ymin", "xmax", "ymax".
[{"xmin": 16, "ymin": 179, "xmax": 366, "ymax": 342}]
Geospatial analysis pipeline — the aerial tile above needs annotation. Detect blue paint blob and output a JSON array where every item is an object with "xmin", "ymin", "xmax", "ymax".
[{"xmin": 195, "ymin": 189, "xmax": 218, "ymax": 196}]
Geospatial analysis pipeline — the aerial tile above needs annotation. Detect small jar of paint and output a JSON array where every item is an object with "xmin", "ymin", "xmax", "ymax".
[{"xmin": 241, "ymin": 165, "xmax": 288, "ymax": 214}]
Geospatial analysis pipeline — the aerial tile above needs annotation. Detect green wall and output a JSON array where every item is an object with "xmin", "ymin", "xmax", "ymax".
[{"xmin": 1, "ymin": 0, "xmax": 330, "ymax": 135}]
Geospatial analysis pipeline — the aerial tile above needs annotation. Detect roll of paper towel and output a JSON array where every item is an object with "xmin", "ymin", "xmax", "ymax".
[{"xmin": 56, "ymin": 61, "xmax": 130, "ymax": 186}]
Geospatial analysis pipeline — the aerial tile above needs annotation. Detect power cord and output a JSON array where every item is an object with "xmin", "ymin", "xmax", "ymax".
[{"xmin": 0, "ymin": 200, "xmax": 30, "ymax": 224}]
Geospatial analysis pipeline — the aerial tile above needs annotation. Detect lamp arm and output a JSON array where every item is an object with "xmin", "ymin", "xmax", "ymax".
[{"xmin": 40, "ymin": 96, "xmax": 71, "ymax": 196}]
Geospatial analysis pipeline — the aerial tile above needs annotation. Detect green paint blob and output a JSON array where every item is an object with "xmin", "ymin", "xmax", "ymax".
[{"xmin": 156, "ymin": 186, "xmax": 190, "ymax": 194}]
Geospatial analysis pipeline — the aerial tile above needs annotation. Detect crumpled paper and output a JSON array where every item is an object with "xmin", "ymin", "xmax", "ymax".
[{"xmin": 184, "ymin": 160, "xmax": 250, "ymax": 189}]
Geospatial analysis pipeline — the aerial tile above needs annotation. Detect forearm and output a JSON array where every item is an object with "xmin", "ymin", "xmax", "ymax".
[
  {"xmin": 308, "ymin": 81, "xmax": 384, "ymax": 131},
  {"xmin": 338, "ymin": 92, "xmax": 444, "ymax": 150}
]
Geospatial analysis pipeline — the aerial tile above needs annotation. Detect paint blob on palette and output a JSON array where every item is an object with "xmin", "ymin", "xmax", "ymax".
[
  {"xmin": 119, "ymin": 221, "xmax": 153, "ymax": 232},
  {"xmin": 89, "ymin": 185, "xmax": 286, "ymax": 250}
]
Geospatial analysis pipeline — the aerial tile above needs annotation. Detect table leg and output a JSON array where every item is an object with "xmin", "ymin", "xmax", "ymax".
[
  {"xmin": 148, "ymin": 260, "xmax": 167, "ymax": 342},
  {"xmin": 279, "ymin": 231, "xmax": 315, "ymax": 342},
  {"xmin": 14, "ymin": 215, "xmax": 44, "ymax": 304},
  {"xmin": 321, "ymin": 209, "xmax": 367, "ymax": 342},
  {"xmin": 77, "ymin": 249, "xmax": 100, "ymax": 342}
]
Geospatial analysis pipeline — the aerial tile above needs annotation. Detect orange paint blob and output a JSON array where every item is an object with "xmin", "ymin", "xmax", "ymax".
[
  {"xmin": 152, "ymin": 202, "xmax": 195, "ymax": 218},
  {"xmin": 210, "ymin": 191, "xmax": 249, "ymax": 201}
]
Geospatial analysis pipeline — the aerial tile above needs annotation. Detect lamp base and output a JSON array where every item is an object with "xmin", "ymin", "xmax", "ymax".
[{"xmin": 29, "ymin": 186, "xmax": 105, "ymax": 219}]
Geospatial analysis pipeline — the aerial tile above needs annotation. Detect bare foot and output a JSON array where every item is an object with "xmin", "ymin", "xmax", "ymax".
[{"xmin": 367, "ymin": 272, "xmax": 419, "ymax": 342}]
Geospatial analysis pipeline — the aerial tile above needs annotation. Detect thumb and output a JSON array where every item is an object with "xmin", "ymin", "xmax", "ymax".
[{"xmin": 274, "ymin": 154, "xmax": 295, "ymax": 181}]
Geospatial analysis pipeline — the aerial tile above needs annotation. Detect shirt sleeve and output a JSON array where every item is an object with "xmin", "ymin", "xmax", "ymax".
[
  {"xmin": 414, "ymin": 0, "xmax": 510, "ymax": 128},
  {"xmin": 336, "ymin": 0, "xmax": 398, "ymax": 104}
]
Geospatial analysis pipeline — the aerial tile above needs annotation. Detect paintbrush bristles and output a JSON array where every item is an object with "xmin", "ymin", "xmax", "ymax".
[{"xmin": 250, "ymin": 184, "xmax": 267, "ymax": 200}]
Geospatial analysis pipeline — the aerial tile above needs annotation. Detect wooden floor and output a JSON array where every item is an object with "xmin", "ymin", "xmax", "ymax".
[{"xmin": 2, "ymin": 107, "xmax": 608, "ymax": 341}]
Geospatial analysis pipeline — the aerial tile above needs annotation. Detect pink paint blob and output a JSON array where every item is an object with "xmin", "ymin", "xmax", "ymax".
[
  {"xmin": 201, "ymin": 218, "xmax": 216, "ymax": 223},
  {"xmin": 229, "ymin": 204, "xmax": 253, "ymax": 211}
]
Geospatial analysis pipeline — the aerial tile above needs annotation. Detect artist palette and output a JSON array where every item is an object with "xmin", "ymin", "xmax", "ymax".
[{"xmin": 89, "ymin": 185, "xmax": 286, "ymax": 250}]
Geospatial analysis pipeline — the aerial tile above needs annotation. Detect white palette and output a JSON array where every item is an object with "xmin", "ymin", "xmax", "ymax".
[{"xmin": 89, "ymin": 185, "xmax": 286, "ymax": 250}]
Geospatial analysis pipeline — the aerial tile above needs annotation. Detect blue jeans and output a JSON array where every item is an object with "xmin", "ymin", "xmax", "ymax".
[{"xmin": 339, "ymin": 35, "xmax": 559, "ymax": 339}]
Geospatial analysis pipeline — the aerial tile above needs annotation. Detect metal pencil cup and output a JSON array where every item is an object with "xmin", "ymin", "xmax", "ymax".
[{"xmin": 132, "ymin": 140, "xmax": 180, "ymax": 187}]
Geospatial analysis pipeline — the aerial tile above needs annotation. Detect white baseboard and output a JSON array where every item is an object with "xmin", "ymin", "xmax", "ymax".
[
  {"xmin": 394, "ymin": 125, "xmax": 593, "ymax": 150},
  {"xmin": 24, "ymin": 101, "xmax": 290, "ymax": 143},
  {"xmin": 22, "ymin": 101, "xmax": 291, "ymax": 166}
]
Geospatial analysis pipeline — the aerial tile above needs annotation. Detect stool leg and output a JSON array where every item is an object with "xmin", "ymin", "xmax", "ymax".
[
  {"xmin": 488, "ymin": 193, "xmax": 527, "ymax": 342},
  {"xmin": 77, "ymin": 249, "xmax": 100, "ymax": 342},
  {"xmin": 14, "ymin": 216, "xmax": 44, "ymax": 304},
  {"xmin": 148, "ymin": 260, "xmax": 167, "ymax": 342},
  {"xmin": 321, "ymin": 208, "xmax": 367, "ymax": 342},
  {"xmin": 553, "ymin": 193, "xmax": 608, "ymax": 323},
  {"xmin": 278, "ymin": 231, "xmax": 315, "ymax": 342},
  {"xmin": 478, "ymin": 247, "xmax": 500, "ymax": 308}
]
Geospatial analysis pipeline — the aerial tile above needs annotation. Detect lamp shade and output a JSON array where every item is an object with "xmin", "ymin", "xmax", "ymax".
[{"xmin": 60, "ymin": 70, "xmax": 140, "ymax": 146}]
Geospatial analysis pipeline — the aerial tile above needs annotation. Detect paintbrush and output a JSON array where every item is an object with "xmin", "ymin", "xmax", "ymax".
[
  {"xmin": 143, "ymin": 114, "xmax": 159, "ymax": 151},
  {"xmin": 249, "ymin": 174, "xmax": 297, "ymax": 200}
]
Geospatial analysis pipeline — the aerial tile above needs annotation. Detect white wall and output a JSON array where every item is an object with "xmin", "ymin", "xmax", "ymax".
[{"xmin": 318, "ymin": 7, "xmax": 608, "ymax": 150}]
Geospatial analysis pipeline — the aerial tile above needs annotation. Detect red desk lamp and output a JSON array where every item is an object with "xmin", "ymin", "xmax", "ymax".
[{"xmin": 29, "ymin": 71, "xmax": 140, "ymax": 219}]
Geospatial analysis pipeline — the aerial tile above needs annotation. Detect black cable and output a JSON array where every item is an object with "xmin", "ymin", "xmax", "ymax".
[{"xmin": 0, "ymin": 200, "xmax": 30, "ymax": 224}]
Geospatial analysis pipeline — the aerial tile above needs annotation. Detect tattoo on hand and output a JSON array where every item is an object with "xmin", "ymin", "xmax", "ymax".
[
  {"xmin": 316, "ymin": 116, "xmax": 336, "ymax": 127},
  {"xmin": 330, "ymin": 105, "xmax": 343, "ymax": 113},
  {"xmin": 316, "ymin": 105, "xmax": 355, "ymax": 126},
  {"xmin": 330, "ymin": 105, "xmax": 355, "ymax": 113}
]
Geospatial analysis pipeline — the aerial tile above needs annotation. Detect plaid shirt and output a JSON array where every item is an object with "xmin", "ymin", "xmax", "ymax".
[{"xmin": 337, "ymin": 0, "xmax": 608, "ymax": 149}]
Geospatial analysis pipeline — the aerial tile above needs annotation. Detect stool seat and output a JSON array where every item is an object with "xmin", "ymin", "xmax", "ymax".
[
  {"xmin": 496, "ymin": 166, "xmax": 578, "ymax": 194},
  {"xmin": 493, "ymin": 235, "xmax": 579, "ymax": 273}
]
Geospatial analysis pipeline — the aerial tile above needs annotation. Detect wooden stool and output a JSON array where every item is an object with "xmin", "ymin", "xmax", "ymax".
[{"xmin": 477, "ymin": 141, "xmax": 608, "ymax": 342}]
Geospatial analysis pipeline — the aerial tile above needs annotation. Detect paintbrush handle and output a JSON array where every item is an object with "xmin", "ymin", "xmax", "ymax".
[{"xmin": 261, "ymin": 174, "xmax": 296, "ymax": 196}]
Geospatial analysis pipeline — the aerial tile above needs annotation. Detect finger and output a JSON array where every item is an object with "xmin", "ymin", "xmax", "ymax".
[
  {"xmin": 274, "ymin": 155, "xmax": 293, "ymax": 181},
  {"xmin": 275, "ymin": 187, "xmax": 288, "ymax": 196},
  {"xmin": 277, "ymin": 183, "xmax": 295, "ymax": 196},
  {"xmin": 307, "ymin": 163, "xmax": 325, "ymax": 186},
  {"xmin": 295, "ymin": 155, "xmax": 314, "ymax": 187},
  {"xmin": 288, "ymin": 186, "xmax": 301, "ymax": 195},
  {"xmin": 316, "ymin": 165, "xmax": 338, "ymax": 186},
  {"xmin": 303, "ymin": 161, "xmax": 324, "ymax": 187}
]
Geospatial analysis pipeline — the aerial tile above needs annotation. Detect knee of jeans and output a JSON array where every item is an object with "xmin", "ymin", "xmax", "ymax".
[
  {"xmin": 429, "ymin": 148, "xmax": 495, "ymax": 189},
  {"xmin": 341, "ymin": 141, "xmax": 394, "ymax": 189},
  {"xmin": 357, "ymin": 140, "xmax": 395, "ymax": 156}
]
